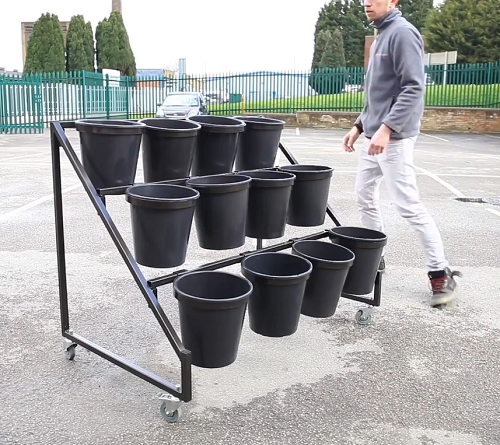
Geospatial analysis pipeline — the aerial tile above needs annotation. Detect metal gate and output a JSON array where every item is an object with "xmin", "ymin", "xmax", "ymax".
[{"xmin": 0, "ymin": 75, "xmax": 43, "ymax": 134}]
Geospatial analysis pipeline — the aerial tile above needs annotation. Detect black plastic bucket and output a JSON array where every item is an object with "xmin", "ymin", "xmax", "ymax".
[
  {"xmin": 186, "ymin": 174, "xmax": 251, "ymax": 250},
  {"xmin": 328, "ymin": 227, "xmax": 387, "ymax": 295},
  {"xmin": 174, "ymin": 271, "xmax": 253, "ymax": 368},
  {"xmin": 233, "ymin": 116, "xmax": 285, "ymax": 171},
  {"xmin": 292, "ymin": 240, "xmax": 355, "ymax": 318},
  {"xmin": 75, "ymin": 119, "xmax": 145, "ymax": 189},
  {"xmin": 240, "ymin": 170, "xmax": 296, "ymax": 239},
  {"xmin": 187, "ymin": 115, "xmax": 245, "ymax": 176},
  {"xmin": 241, "ymin": 252, "xmax": 312, "ymax": 337},
  {"xmin": 125, "ymin": 184, "xmax": 199, "ymax": 268},
  {"xmin": 279, "ymin": 165, "xmax": 334, "ymax": 227},
  {"xmin": 139, "ymin": 118, "xmax": 201, "ymax": 183}
]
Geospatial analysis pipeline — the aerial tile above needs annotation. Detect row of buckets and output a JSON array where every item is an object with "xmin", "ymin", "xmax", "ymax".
[
  {"xmin": 74, "ymin": 115, "xmax": 388, "ymax": 369},
  {"xmin": 175, "ymin": 226, "xmax": 386, "ymax": 369},
  {"xmin": 75, "ymin": 115, "xmax": 335, "ymax": 268},
  {"xmin": 75, "ymin": 114, "xmax": 287, "ymax": 190}
]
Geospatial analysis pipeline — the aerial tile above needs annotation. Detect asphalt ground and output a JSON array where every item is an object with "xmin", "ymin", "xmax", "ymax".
[{"xmin": 1, "ymin": 127, "xmax": 500, "ymax": 444}]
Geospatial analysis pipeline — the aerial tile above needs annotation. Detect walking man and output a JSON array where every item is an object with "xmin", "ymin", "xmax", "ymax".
[{"xmin": 342, "ymin": 0, "xmax": 462, "ymax": 307}]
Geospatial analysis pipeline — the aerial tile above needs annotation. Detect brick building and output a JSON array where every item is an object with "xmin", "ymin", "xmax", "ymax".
[
  {"xmin": 21, "ymin": 21, "xmax": 70, "ymax": 65},
  {"xmin": 21, "ymin": 1, "xmax": 122, "ymax": 67}
]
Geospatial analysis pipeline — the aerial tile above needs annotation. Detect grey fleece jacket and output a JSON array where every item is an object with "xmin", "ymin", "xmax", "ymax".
[{"xmin": 355, "ymin": 9, "xmax": 425, "ymax": 140}]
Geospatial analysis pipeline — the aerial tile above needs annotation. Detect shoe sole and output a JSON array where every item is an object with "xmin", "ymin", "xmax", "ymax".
[{"xmin": 431, "ymin": 293, "xmax": 455, "ymax": 308}]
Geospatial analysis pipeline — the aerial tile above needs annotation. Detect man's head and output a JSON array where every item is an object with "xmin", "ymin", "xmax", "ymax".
[{"xmin": 364, "ymin": 0, "xmax": 399, "ymax": 22}]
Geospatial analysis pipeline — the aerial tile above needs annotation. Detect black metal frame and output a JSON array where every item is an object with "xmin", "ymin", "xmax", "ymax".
[{"xmin": 51, "ymin": 121, "xmax": 381, "ymax": 406}]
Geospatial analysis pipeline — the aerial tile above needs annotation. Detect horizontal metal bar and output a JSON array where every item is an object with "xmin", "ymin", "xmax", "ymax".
[
  {"xmin": 341, "ymin": 272, "xmax": 382, "ymax": 307},
  {"xmin": 60, "ymin": 121, "xmax": 76, "ymax": 129},
  {"xmin": 51, "ymin": 122, "xmax": 188, "ymax": 362},
  {"xmin": 64, "ymin": 331, "xmax": 190, "ymax": 401},
  {"xmin": 340, "ymin": 293, "xmax": 376, "ymax": 305},
  {"xmin": 149, "ymin": 230, "xmax": 330, "ymax": 289},
  {"xmin": 97, "ymin": 178, "xmax": 188, "ymax": 196},
  {"xmin": 97, "ymin": 167, "xmax": 279, "ymax": 197}
]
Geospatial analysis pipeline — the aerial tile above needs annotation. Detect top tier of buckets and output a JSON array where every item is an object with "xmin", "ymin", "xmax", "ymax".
[{"xmin": 75, "ymin": 115, "xmax": 287, "ymax": 190}]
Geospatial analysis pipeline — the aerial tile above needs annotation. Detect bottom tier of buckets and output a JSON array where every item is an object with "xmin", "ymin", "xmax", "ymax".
[
  {"xmin": 170, "ymin": 227, "xmax": 386, "ymax": 369},
  {"xmin": 122, "ymin": 163, "xmax": 386, "ymax": 369}
]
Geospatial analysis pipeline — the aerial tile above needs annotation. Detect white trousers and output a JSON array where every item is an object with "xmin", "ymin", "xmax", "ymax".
[{"xmin": 355, "ymin": 136, "xmax": 449, "ymax": 272}]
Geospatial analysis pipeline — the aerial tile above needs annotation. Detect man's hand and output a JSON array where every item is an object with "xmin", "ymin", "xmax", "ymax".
[
  {"xmin": 343, "ymin": 126, "xmax": 360, "ymax": 152},
  {"xmin": 368, "ymin": 124, "xmax": 392, "ymax": 156}
]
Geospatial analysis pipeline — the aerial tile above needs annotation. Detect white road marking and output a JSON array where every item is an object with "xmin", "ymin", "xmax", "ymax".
[
  {"xmin": 413, "ymin": 165, "xmax": 465, "ymax": 197},
  {"xmin": 0, "ymin": 148, "xmax": 50, "ymax": 151},
  {"xmin": 0, "ymin": 163, "xmax": 55, "ymax": 167},
  {"xmin": 295, "ymin": 128, "xmax": 300, "ymax": 136},
  {"xmin": 413, "ymin": 165, "xmax": 500, "ymax": 220},
  {"xmin": 485, "ymin": 208, "xmax": 500, "ymax": 218},
  {"xmin": 437, "ymin": 174, "xmax": 500, "ymax": 178},
  {"xmin": 329, "ymin": 172, "xmax": 500, "ymax": 178},
  {"xmin": 420, "ymin": 133, "xmax": 450, "ymax": 142},
  {"xmin": 1, "ymin": 152, "xmax": 48, "ymax": 162},
  {"xmin": 484, "ymin": 134, "xmax": 500, "ymax": 140},
  {"xmin": 0, "ymin": 184, "xmax": 82, "ymax": 222}
]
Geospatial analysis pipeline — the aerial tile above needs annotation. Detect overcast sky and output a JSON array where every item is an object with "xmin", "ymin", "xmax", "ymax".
[
  {"xmin": 1, "ymin": 0, "xmax": 443, "ymax": 73},
  {"xmin": 1, "ymin": 0, "xmax": 331, "ymax": 73}
]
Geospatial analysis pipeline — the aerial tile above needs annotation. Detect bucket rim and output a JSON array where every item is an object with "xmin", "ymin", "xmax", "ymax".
[
  {"xmin": 125, "ymin": 183, "xmax": 200, "ymax": 208},
  {"xmin": 239, "ymin": 170, "xmax": 296, "ymax": 187},
  {"xmin": 279, "ymin": 165, "xmax": 333, "ymax": 181},
  {"xmin": 75, "ymin": 119, "xmax": 146, "ymax": 134},
  {"xmin": 173, "ymin": 270, "xmax": 253, "ymax": 307},
  {"xmin": 241, "ymin": 252, "xmax": 313, "ymax": 282},
  {"xmin": 328, "ymin": 226, "xmax": 388, "ymax": 243},
  {"xmin": 292, "ymin": 240, "xmax": 355, "ymax": 268},
  {"xmin": 279, "ymin": 164, "xmax": 333, "ymax": 174},
  {"xmin": 232, "ymin": 115, "xmax": 286, "ymax": 129},
  {"xmin": 139, "ymin": 118, "xmax": 201, "ymax": 133},
  {"xmin": 186, "ymin": 174, "xmax": 252, "ymax": 193},
  {"xmin": 187, "ymin": 115, "xmax": 246, "ymax": 132}
]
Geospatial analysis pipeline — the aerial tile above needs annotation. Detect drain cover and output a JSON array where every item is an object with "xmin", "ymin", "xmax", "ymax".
[
  {"xmin": 453, "ymin": 196, "xmax": 500, "ymax": 206},
  {"xmin": 482, "ymin": 197, "xmax": 500, "ymax": 206},
  {"xmin": 453, "ymin": 197, "xmax": 484, "ymax": 203}
]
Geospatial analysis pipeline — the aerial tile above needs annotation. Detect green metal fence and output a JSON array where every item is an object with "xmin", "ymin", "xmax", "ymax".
[{"xmin": 1, "ymin": 61, "xmax": 499, "ymax": 134}]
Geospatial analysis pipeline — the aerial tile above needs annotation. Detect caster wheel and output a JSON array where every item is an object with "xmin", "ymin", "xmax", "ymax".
[
  {"xmin": 160, "ymin": 402, "xmax": 181, "ymax": 423},
  {"xmin": 355, "ymin": 309, "xmax": 372, "ymax": 325},
  {"xmin": 65, "ymin": 345, "xmax": 76, "ymax": 361}
]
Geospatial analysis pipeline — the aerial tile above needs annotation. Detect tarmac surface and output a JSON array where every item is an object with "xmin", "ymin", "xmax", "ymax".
[{"xmin": 1, "ymin": 127, "xmax": 500, "ymax": 445}]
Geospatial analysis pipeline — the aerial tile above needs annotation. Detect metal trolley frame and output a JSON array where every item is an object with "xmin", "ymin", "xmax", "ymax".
[{"xmin": 51, "ymin": 120, "xmax": 382, "ymax": 422}]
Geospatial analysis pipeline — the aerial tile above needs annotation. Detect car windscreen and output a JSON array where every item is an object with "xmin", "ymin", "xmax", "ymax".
[{"xmin": 162, "ymin": 95, "xmax": 199, "ymax": 107}]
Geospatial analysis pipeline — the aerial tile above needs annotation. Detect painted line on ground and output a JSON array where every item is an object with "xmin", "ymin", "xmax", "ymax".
[
  {"xmin": 295, "ymin": 128, "xmax": 300, "ymax": 136},
  {"xmin": 413, "ymin": 165, "xmax": 465, "ymax": 197},
  {"xmin": 0, "ymin": 163, "xmax": 56, "ymax": 167},
  {"xmin": 420, "ymin": 133, "xmax": 450, "ymax": 142},
  {"xmin": 437, "ymin": 174, "xmax": 500, "ymax": 178},
  {"xmin": 484, "ymin": 134, "xmax": 500, "ymax": 140},
  {"xmin": 414, "ymin": 165, "xmax": 500, "ymax": 220},
  {"xmin": 329, "ymin": 171, "xmax": 500, "ymax": 178},
  {"xmin": 0, "ymin": 148, "xmax": 50, "ymax": 152},
  {"xmin": 1, "ymin": 152, "xmax": 48, "ymax": 162},
  {"xmin": 0, "ymin": 184, "xmax": 82, "ymax": 222},
  {"xmin": 485, "ymin": 208, "xmax": 500, "ymax": 218}
]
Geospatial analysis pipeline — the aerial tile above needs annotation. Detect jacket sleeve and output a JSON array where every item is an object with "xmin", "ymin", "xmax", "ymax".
[
  {"xmin": 354, "ymin": 113, "xmax": 364, "ymax": 132},
  {"xmin": 382, "ymin": 26, "xmax": 425, "ymax": 134}
]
